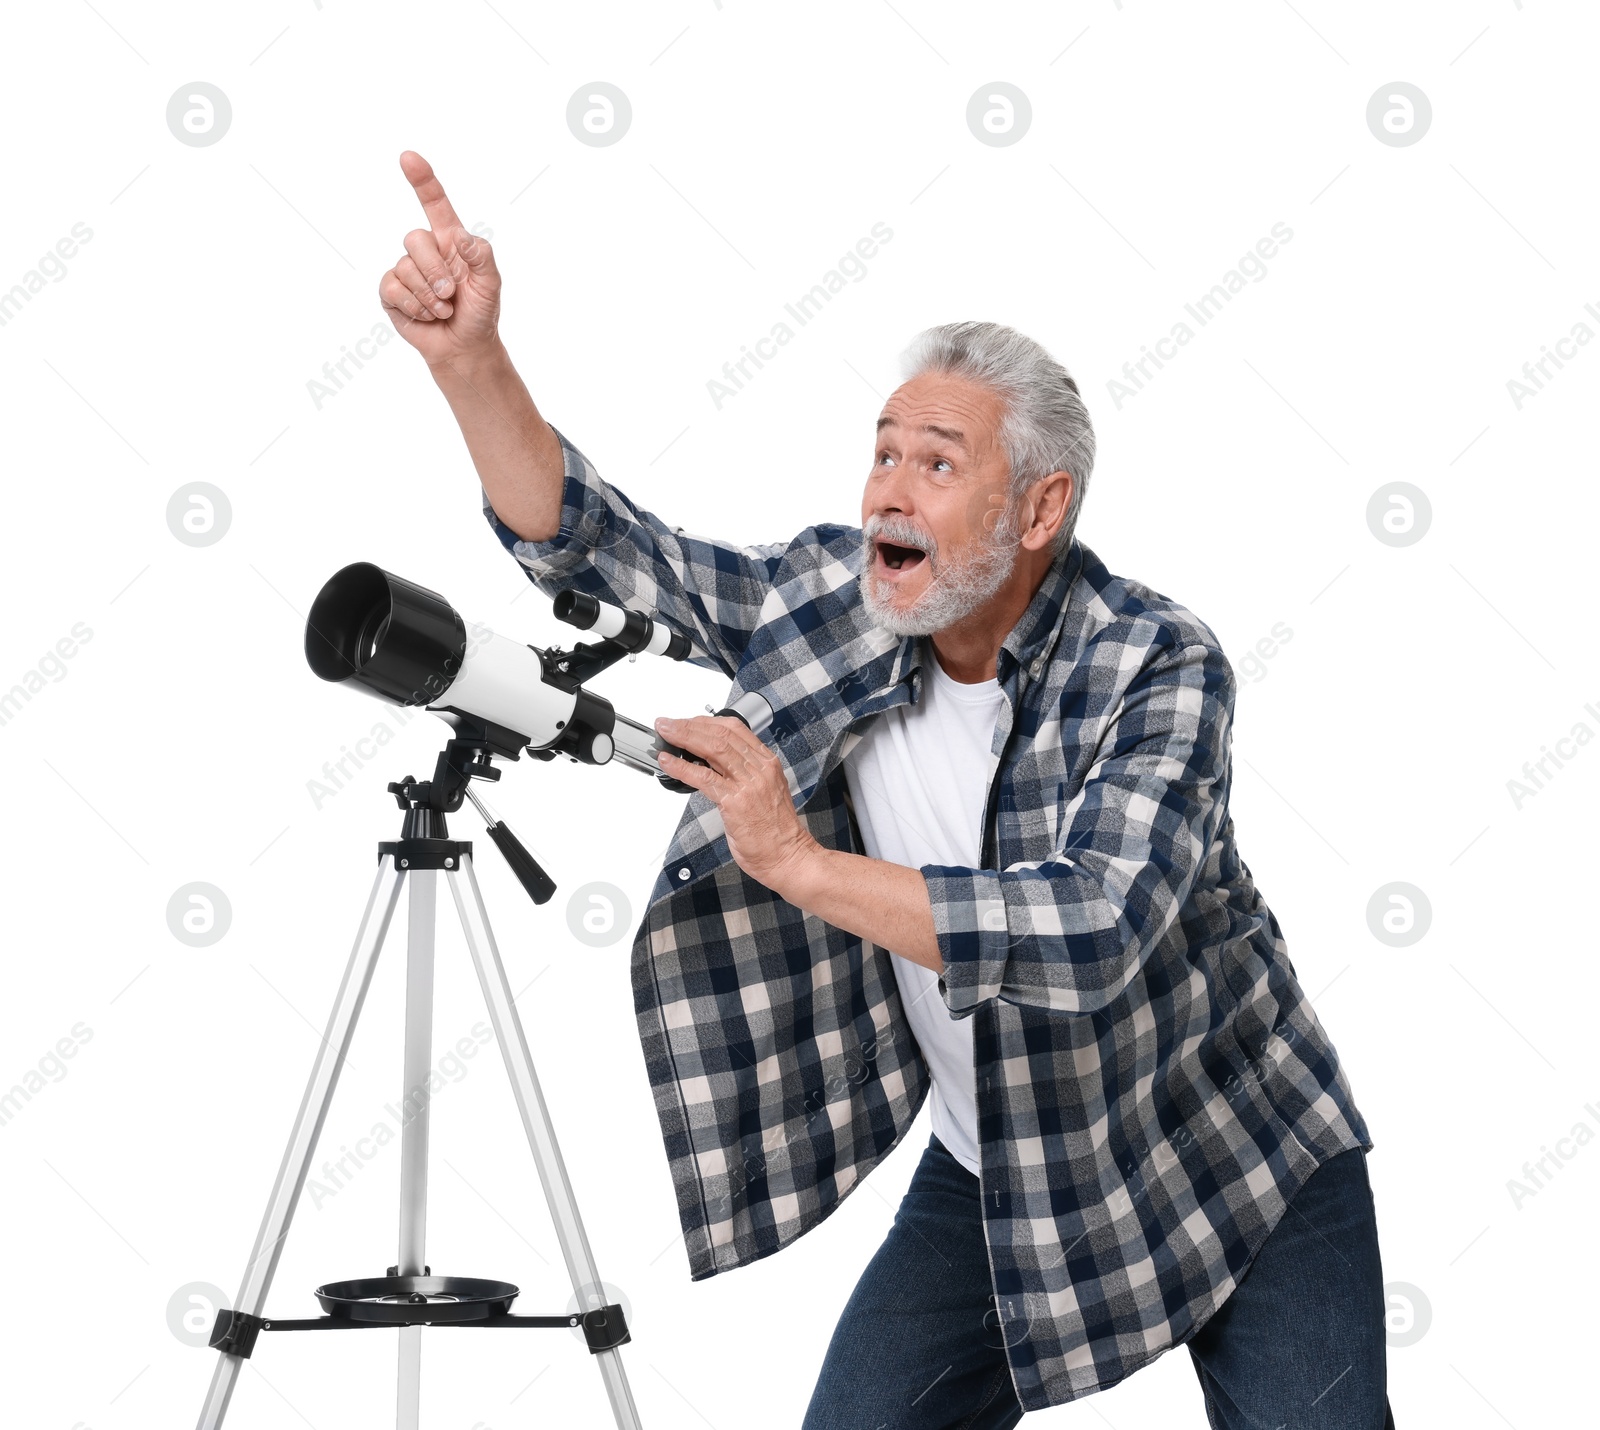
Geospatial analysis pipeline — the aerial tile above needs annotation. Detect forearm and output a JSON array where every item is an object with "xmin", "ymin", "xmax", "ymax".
[
  {"xmin": 653, "ymin": 714, "xmax": 944, "ymax": 970},
  {"xmin": 429, "ymin": 342, "xmax": 564, "ymax": 543},
  {"xmin": 777, "ymin": 845, "xmax": 942, "ymax": 973}
]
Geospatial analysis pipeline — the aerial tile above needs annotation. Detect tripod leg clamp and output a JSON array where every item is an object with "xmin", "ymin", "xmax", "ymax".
[
  {"xmin": 209, "ymin": 1308, "xmax": 264, "ymax": 1359},
  {"xmin": 580, "ymin": 1304, "xmax": 631, "ymax": 1353}
]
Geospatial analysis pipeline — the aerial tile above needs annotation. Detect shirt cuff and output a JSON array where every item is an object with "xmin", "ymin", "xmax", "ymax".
[
  {"xmin": 479, "ymin": 423, "xmax": 608, "ymax": 580},
  {"xmin": 923, "ymin": 865, "xmax": 1010, "ymax": 1017}
]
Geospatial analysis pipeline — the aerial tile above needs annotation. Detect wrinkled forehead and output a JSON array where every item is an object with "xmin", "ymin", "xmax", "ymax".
[{"xmin": 876, "ymin": 373, "xmax": 1006, "ymax": 458}]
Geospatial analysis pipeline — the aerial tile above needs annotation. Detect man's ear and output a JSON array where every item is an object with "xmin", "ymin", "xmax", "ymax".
[{"xmin": 1019, "ymin": 471, "xmax": 1074, "ymax": 551}]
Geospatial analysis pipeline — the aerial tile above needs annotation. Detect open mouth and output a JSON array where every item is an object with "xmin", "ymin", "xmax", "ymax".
[{"xmin": 875, "ymin": 540, "xmax": 928, "ymax": 577}]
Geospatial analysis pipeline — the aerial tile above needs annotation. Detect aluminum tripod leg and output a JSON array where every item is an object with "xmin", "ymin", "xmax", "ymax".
[
  {"xmin": 446, "ymin": 854, "xmax": 642, "ymax": 1430},
  {"xmin": 396, "ymin": 869, "xmax": 437, "ymax": 1430},
  {"xmin": 195, "ymin": 859, "xmax": 408, "ymax": 1430}
]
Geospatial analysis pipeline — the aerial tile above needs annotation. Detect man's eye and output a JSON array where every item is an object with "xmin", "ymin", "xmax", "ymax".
[
  {"xmin": 877, "ymin": 452, "xmax": 896, "ymax": 467},
  {"xmin": 932, "ymin": 459, "xmax": 953, "ymax": 473}
]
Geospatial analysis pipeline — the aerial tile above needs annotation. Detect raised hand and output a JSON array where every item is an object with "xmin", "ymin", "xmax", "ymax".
[{"xmin": 378, "ymin": 151, "xmax": 502, "ymax": 367}]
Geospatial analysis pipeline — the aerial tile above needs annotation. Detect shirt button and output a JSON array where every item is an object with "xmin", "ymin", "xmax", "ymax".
[
  {"xmin": 1029, "ymin": 657, "xmax": 1044, "ymax": 678},
  {"xmin": 677, "ymin": 866, "xmax": 692, "ymax": 881}
]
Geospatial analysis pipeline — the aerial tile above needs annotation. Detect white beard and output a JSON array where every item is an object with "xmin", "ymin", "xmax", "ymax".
[{"xmin": 860, "ymin": 505, "xmax": 1020, "ymax": 637}]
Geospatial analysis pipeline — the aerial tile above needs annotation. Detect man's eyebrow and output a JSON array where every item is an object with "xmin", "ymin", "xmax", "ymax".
[
  {"xmin": 922, "ymin": 423, "xmax": 967, "ymax": 449},
  {"xmin": 875, "ymin": 416, "xmax": 969, "ymax": 451}
]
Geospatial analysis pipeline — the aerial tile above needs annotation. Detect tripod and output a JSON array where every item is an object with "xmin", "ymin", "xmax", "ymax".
[{"xmin": 194, "ymin": 721, "xmax": 642, "ymax": 1429}]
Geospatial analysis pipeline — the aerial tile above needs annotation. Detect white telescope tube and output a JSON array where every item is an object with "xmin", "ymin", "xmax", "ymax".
[{"xmin": 427, "ymin": 626, "xmax": 576, "ymax": 750}]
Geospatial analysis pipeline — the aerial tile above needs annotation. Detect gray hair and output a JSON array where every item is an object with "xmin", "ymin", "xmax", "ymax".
[{"xmin": 899, "ymin": 321, "xmax": 1096, "ymax": 556}]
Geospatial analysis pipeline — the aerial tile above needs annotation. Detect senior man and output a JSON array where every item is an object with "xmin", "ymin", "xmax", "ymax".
[{"xmin": 380, "ymin": 153, "xmax": 1393, "ymax": 1427}]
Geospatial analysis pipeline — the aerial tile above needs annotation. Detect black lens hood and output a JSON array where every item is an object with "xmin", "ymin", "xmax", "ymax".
[{"xmin": 305, "ymin": 562, "xmax": 468, "ymax": 707}]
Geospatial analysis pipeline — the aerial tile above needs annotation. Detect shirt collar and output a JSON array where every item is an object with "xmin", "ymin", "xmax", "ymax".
[{"xmin": 1000, "ymin": 538, "xmax": 1085, "ymax": 680}]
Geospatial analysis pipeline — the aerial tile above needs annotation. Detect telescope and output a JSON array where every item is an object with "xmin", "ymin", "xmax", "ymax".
[
  {"xmin": 305, "ymin": 561, "xmax": 701, "ymax": 785},
  {"xmin": 193, "ymin": 560, "xmax": 720, "ymax": 1429},
  {"xmin": 301, "ymin": 561, "xmax": 780, "ymax": 909}
]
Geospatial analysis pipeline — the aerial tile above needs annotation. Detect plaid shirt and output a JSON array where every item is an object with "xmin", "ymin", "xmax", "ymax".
[{"xmin": 485, "ymin": 429, "xmax": 1371, "ymax": 1411}]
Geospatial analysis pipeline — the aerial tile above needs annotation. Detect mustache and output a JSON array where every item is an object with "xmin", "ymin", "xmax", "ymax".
[{"xmin": 864, "ymin": 514, "xmax": 938, "ymax": 560}]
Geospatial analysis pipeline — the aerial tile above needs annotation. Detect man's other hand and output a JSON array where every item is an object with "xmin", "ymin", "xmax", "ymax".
[{"xmin": 655, "ymin": 716, "xmax": 820, "ymax": 892}]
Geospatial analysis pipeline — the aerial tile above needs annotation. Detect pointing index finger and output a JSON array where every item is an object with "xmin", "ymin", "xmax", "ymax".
[{"xmin": 399, "ymin": 150, "xmax": 463, "ymax": 237}]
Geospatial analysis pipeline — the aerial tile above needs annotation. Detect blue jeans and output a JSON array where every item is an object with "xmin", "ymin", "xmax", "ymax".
[{"xmin": 803, "ymin": 1136, "xmax": 1394, "ymax": 1428}]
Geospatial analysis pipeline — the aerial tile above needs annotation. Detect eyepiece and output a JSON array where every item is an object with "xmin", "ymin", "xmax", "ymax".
[
  {"xmin": 305, "ymin": 562, "xmax": 468, "ymax": 707},
  {"xmin": 552, "ymin": 589, "xmax": 600, "ymax": 630}
]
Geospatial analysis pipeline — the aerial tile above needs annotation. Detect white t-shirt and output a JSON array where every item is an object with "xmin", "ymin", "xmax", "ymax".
[{"xmin": 841, "ymin": 651, "xmax": 1005, "ymax": 1177}]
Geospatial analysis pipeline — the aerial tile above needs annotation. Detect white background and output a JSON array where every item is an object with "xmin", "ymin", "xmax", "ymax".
[{"xmin": 1, "ymin": 2, "xmax": 1595, "ymax": 1426}]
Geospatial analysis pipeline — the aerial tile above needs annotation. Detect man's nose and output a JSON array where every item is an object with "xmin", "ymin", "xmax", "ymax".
[{"xmin": 866, "ymin": 463, "xmax": 913, "ymax": 518}]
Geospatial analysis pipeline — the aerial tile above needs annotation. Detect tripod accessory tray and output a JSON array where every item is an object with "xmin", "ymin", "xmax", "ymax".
[
  {"xmin": 208, "ymin": 1273, "xmax": 631, "ymax": 1359},
  {"xmin": 318, "ymin": 1273, "xmax": 519, "ymax": 1322}
]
